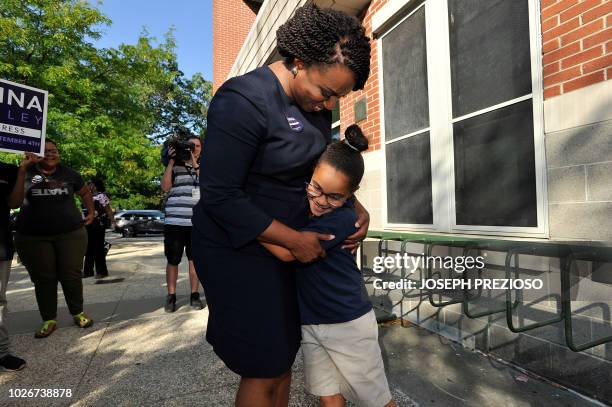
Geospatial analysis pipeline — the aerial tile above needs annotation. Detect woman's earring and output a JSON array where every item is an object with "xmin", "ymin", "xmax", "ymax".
[{"xmin": 291, "ymin": 66, "xmax": 298, "ymax": 78}]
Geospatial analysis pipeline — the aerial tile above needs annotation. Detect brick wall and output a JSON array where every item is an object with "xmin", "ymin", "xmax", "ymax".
[
  {"xmin": 339, "ymin": 0, "xmax": 388, "ymax": 153},
  {"xmin": 542, "ymin": 0, "xmax": 612, "ymax": 99},
  {"xmin": 212, "ymin": 0, "xmax": 258, "ymax": 93}
]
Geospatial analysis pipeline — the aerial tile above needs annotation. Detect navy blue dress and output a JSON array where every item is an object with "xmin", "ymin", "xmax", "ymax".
[{"xmin": 192, "ymin": 66, "xmax": 331, "ymax": 378}]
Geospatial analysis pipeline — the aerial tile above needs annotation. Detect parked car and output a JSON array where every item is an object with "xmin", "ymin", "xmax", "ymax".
[{"xmin": 114, "ymin": 210, "xmax": 165, "ymax": 237}]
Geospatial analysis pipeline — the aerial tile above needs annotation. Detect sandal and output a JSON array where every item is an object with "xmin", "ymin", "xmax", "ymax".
[
  {"xmin": 34, "ymin": 320, "xmax": 57, "ymax": 338},
  {"xmin": 73, "ymin": 312, "xmax": 94, "ymax": 328}
]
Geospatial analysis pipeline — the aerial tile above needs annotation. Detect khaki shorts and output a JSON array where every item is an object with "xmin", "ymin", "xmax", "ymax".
[{"xmin": 301, "ymin": 310, "xmax": 392, "ymax": 407}]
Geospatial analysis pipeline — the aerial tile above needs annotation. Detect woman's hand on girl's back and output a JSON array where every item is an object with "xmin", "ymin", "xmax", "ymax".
[
  {"xmin": 342, "ymin": 202, "xmax": 370, "ymax": 253},
  {"xmin": 288, "ymin": 231, "xmax": 334, "ymax": 263}
]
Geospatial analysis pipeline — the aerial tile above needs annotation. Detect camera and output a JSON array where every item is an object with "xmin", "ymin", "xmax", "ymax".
[
  {"xmin": 161, "ymin": 126, "xmax": 195, "ymax": 166},
  {"xmin": 171, "ymin": 139, "xmax": 194, "ymax": 164}
]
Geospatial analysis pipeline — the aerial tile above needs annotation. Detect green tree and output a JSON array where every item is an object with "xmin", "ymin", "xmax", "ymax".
[{"xmin": 0, "ymin": 0, "xmax": 212, "ymax": 209}]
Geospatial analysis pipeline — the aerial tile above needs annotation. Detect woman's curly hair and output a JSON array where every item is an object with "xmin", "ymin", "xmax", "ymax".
[{"xmin": 276, "ymin": 3, "xmax": 371, "ymax": 90}]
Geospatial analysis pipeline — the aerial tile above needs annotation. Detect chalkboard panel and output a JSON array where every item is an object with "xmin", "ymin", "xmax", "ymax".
[
  {"xmin": 382, "ymin": 6, "xmax": 429, "ymax": 141},
  {"xmin": 448, "ymin": 0, "xmax": 532, "ymax": 118},
  {"xmin": 454, "ymin": 100, "xmax": 537, "ymax": 227},
  {"xmin": 386, "ymin": 132, "xmax": 433, "ymax": 224}
]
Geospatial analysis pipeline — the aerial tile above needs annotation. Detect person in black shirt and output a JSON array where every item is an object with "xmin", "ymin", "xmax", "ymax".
[
  {"xmin": 191, "ymin": 4, "xmax": 372, "ymax": 406},
  {"xmin": 0, "ymin": 152, "xmax": 40, "ymax": 370},
  {"xmin": 83, "ymin": 178, "xmax": 114, "ymax": 279},
  {"xmin": 14, "ymin": 140, "xmax": 96, "ymax": 338},
  {"xmin": 262, "ymin": 126, "xmax": 396, "ymax": 407}
]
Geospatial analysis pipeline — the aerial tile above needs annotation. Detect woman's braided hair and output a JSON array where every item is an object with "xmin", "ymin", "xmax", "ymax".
[{"xmin": 276, "ymin": 3, "xmax": 371, "ymax": 90}]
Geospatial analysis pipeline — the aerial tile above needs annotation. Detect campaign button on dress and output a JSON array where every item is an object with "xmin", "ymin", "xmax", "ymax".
[{"xmin": 286, "ymin": 116, "xmax": 303, "ymax": 132}]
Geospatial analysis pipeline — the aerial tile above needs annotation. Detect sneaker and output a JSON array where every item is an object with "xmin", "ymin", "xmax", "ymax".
[
  {"xmin": 94, "ymin": 274, "xmax": 108, "ymax": 280},
  {"xmin": 73, "ymin": 312, "xmax": 94, "ymax": 328},
  {"xmin": 34, "ymin": 320, "xmax": 57, "ymax": 338},
  {"xmin": 190, "ymin": 292, "xmax": 204, "ymax": 310},
  {"xmin": 0, "ymin": 354, "xmax": 26, "ymax": 371},
  {"xmin": 165, "ymin": 294, "xmax": 176, "ymax": 313}
]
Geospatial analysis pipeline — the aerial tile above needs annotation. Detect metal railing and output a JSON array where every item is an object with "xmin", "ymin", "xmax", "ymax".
[{"xmin": 363, "ymin": 231, "xmax": 612, "ymax": 352}]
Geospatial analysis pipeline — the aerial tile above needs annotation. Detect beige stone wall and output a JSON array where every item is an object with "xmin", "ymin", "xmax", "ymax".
[{"xmin": 544, "ymin": 80, "xmax": 612, "ymax": 241}]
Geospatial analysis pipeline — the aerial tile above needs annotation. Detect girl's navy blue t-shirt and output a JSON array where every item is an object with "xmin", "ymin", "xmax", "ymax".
[{"xmin": 296, "ymin": 200, "xmax": 372, "ymax": 325}]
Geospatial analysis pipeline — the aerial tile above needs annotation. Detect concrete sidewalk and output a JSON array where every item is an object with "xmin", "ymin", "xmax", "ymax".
[{"xmin": 0, "ymin": 236, "xmax": 602, "ymax": 406}]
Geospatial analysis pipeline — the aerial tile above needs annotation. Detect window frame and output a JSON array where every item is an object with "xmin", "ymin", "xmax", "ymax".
[
  {"xmin": 331, "ymin": 99, "xmax": 341, "ymax": 141},
  {"xmin": 376, "ymin": 0, "xmax": 548, "ymax": 238}
]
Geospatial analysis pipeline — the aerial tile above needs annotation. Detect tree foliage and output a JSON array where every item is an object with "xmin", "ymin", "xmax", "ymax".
[{"xmin": 0, "ymin": 0, "xmax": 212, "ymax": 209}]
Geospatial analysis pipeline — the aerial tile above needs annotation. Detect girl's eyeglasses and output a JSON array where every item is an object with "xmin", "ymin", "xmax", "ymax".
[{"xmin": 304, "ymin": 182, "xmax": 346, "ymax": 209}]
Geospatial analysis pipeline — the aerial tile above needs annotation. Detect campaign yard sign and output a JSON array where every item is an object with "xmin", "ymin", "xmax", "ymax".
[{"xmin": 0, "ymin": 79, "xmax": 48, "ymax": 155}]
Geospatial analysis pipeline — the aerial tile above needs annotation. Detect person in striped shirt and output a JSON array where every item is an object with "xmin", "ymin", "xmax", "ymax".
[{"xmin": 161, "ymin": 136, "xmax": 204, "ymax": 312}]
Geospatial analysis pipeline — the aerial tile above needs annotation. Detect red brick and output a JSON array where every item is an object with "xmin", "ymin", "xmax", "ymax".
[
  {"xmin": 544, "ymin": 66, "xmax": 581, "ymax": 86},
  {"xmin": 544, "ymin": 85, "xmax": 562, "ymax": 99},
  {"xmin": 544, "ymin": 61, "xmax": 561, "ymax": 76},
  {"xmin": 543, "ymin": 41, "xmax": 581, "ymax": 65},
  {"xmin": 542, "ymin": 15, "xmax": 559, "ymax": 32},
  {"xmin": 561, "ymin": 45, "xmax": 603, "ymax": 68},
  {"xmin": 608, "ymin": 67, "xmax": 612, "ymax": 78},
  {"xmin": 607, "ymin": 41, "xmax": 612, "ymax": 53},
  {"xmin": 583, "ymin": 27, "xmax": 612, "ymax": 48},
  {"xmin": 212, "ymin": 0, "xmax": 257, "ymax": 91},
  {"xmin": 560, "ymin": 0, "xmax": 602, "ymax": 23},
  {"xmin": 561, "ymin": 18, "xmax": 604, "ymax": 46},
  {"xmin": 542, "ymin": 0, "xmax": 579, "ymax": 20},
  {"xmin": 543, "ymin": 38, "xmax": 560, "ymax": 53},
  {"xmin": 543, "ymin": 17, "xmax": 580, "ymax": 43},
  {"xmin": 582, "ymin": 54, "xmax": 612, "ymax": 73},
  {"xmin": 582, "ymin": 1, "xmax": 612, "ymax": 23},
  {"xmin": 563, "ymin": 70, "xmax": 605, "ymax": 92},
  {"xmin": 542, "ymin": 0, "xmax": 559, "ymax": 10},
  {"xmin": 607, "ymin": 13, "xmax": 612, "ymax": 26}
]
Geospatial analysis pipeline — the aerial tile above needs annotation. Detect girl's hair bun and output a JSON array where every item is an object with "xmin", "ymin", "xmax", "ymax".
[
  {"xmin": 318, "ymin": 124, "xmax": 368, "ymax": 191},
  {"xmin": 344, "ymin": 124, "xmax": 368, "ymax": 153}
]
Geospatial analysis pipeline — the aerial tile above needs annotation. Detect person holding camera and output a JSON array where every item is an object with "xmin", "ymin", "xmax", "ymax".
[
  {"xmin": 161, "ymin": 135, "xmax": 204, "ymax": 312},
  {"xmin": 83, "ymin": 178, "xmax": 114, "ymax": 279}
]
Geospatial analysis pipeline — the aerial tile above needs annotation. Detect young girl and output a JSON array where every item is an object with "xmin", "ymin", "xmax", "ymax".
[{"xmin": 262, "ymin": 125, "xmax": 396, "ymax": 407}]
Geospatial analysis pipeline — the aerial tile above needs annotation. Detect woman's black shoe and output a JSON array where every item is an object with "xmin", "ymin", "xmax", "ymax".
[
  {"xmin": 165, "ymin": 294, "xmax": 177, "ymax": 313},
  {"xmin": 190, "ymin": 292, "xmax": 204, "ymax": 310},
  {"xmin": 0, "ymin": 354, "xmax": 26, "ymax": 371},
  {"xmin": 82, "ymin": 273, "xmax": 94, "ymax": 278}
]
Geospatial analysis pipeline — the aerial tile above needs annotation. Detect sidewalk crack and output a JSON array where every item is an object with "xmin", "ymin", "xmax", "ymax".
[{"xmin": 73, "ymin": 282, "xmax": 130, "ymax": 398}]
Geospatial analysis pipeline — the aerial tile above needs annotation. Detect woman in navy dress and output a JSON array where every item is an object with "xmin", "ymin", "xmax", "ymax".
[{"xmin": 191, "ymin": 4, "xmax": 372, "ymax": 406}]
